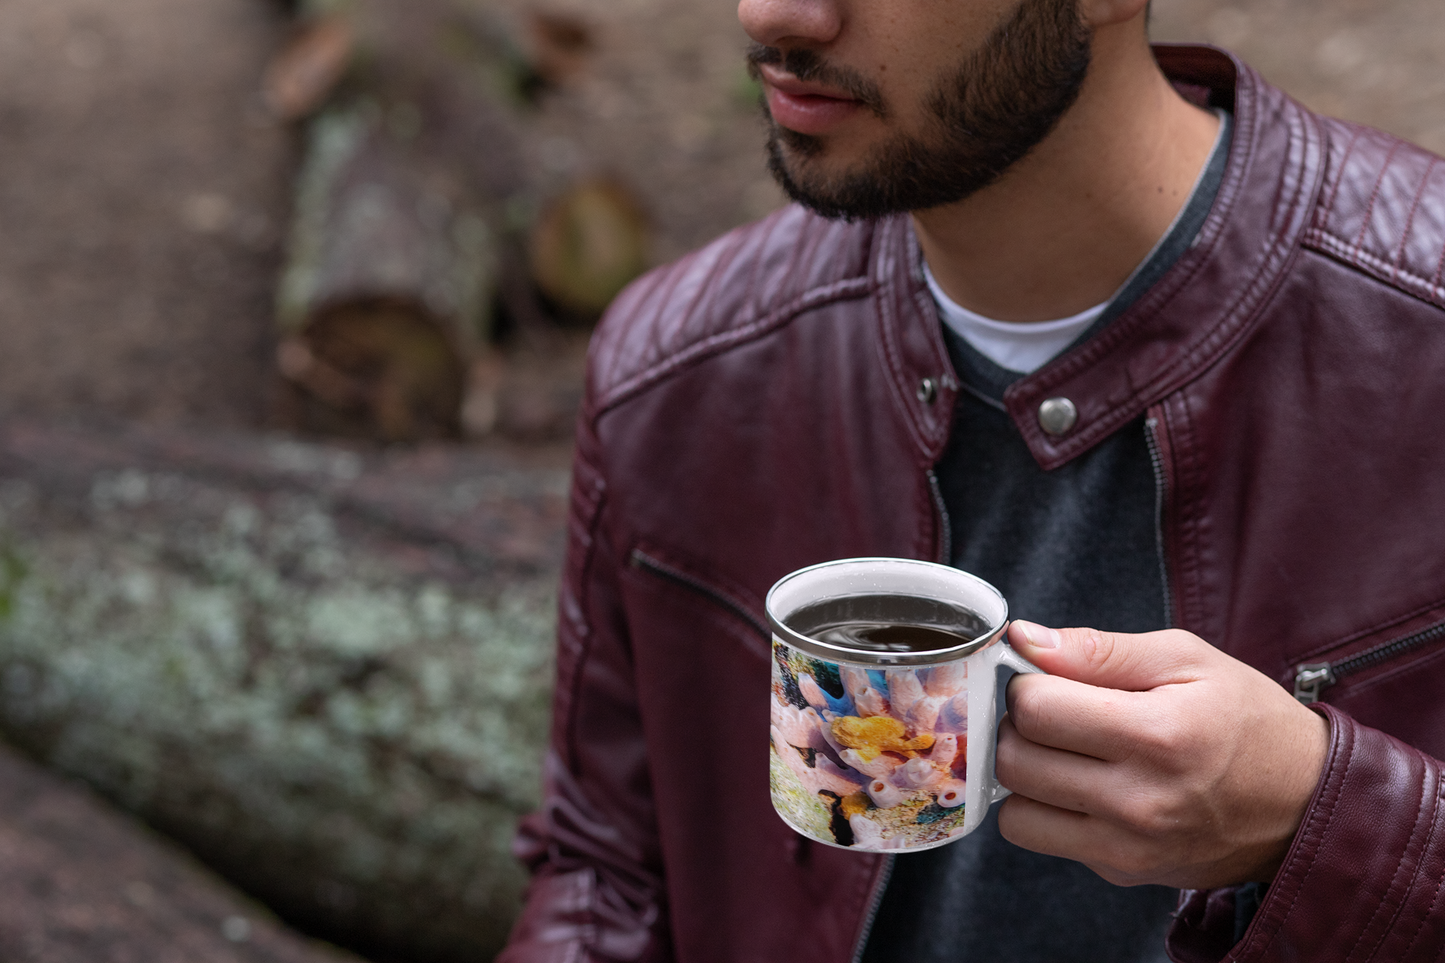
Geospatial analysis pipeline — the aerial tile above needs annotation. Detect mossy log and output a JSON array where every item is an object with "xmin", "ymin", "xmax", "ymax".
[
  {"xmin": 276, "ymin": 108, "xmax": 497, "ymax": 441},
  {"xmin": 0, "ymin": 419, "xmax": 569, "ymax": 962}
]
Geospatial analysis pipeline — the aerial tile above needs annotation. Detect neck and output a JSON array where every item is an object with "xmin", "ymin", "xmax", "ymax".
[{"xmin": 912, "ymin": 25, "xmax": 1221, "ymax": 324}]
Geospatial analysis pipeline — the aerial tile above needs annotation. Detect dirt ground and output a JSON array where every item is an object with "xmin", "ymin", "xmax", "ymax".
[
  {"xmin": 1, "ymin": 0, "xmax": 1441, "ymax": 434},
  {"xmin": 1152, "ymin": 0, "xmax": 1445, "ymax": 153},
  {"xmin": 0, "ymin": 0, "xmax": 293, "ymax": 428}
]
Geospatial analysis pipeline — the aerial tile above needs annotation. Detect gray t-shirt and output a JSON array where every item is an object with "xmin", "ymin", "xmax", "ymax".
[{"xmin": 861, "ymin": 113, "xmax": 1233, "ymax": 963}]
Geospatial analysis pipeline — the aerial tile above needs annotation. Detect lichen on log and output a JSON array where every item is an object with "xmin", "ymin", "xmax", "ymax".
[
  {"xmin": 0, "ymin": 420, "xmax": 568, "ymax": 962},
  {"xmin": 276, "ymin": 106, "xmax": 498, "ymax": 441}
]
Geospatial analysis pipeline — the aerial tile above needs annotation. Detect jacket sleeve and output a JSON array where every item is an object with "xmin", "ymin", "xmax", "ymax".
[
  {"xmin": 497, "ymin": 417, "xmax": 672, "ymax": 963},
  {"xmin": 1168, "ymin": 704, "xmax": 1445, "ymax": 963}
]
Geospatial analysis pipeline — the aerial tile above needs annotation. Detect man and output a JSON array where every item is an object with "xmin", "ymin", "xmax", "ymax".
[{"xmin": 500, "ymin": 0, "xmax": 1445, "ymax": 959}]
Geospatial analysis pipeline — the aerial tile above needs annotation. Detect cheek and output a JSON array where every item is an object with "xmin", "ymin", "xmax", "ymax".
[{"xmin": 853, "ymin": 5, "xmax": 990, "ymax": 115}]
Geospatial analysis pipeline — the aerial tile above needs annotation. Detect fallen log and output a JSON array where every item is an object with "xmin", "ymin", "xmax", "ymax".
[
  {"xmin": 268, "ymin": 0, "xmax": 647, "ymax": 441},
  {"xmin": 276, "ymin": 107, "xmax": 496, "ymax": 441},
  {"xmin": 529, "ymin": 179, "xmax": 650, "ymax": 320},
  {"xmin": 0, "ymin": 418, "xmax": 569, "ymax": 963}
]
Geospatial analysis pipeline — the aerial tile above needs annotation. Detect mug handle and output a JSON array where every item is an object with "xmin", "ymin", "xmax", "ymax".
[{"xmin": 976, "ymin": 627, "xmax": 1045, "ymax": 806}]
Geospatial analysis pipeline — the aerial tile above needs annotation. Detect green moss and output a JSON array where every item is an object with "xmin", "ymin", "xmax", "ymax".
[
  {"xmin": 0, "ymin": 543, "xmax": 27, "ymax": 619},
  {"xmin": 0, "ymin": 468, "xmax": 558, "ymax": 958}
]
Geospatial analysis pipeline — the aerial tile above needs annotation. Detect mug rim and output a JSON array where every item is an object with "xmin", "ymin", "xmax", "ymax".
[{"xmin": 765, "ymin": 557, "xmax": 1009, "ymax": 666}]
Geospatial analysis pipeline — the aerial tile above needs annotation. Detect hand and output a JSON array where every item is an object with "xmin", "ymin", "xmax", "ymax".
[{"xmin": 995, "ymin": 621, "xmax": 1330, "ymax": 890}]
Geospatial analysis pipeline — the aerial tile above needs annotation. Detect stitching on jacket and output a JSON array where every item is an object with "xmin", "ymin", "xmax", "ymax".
[
  {"xmin": 561, "ymin": 449, "xmax": 609, "ymax": 772},
  {"xmin": 1340, "ymin": 752, "xmax": 1435, "ymax": 963},
  {"xmin": 1301, "ymin": 229, "xmax": 1445, "ymax": 308},
  {"xmin": 868, "ymin": 220, "xmax": 938, "ymax": 459},
  {"xmin": 1390, "ymin": 156, "xmax": 1438, "ymax": 281},
  {"xmin": 794, "ymin": 220, "xmax": 825, "ymax": 323},
  {"xmin": 608, "ymin": 251, "xmax": 688, "ymax": 394},
  {"xmin": 1247, "ymin": 713, "xmax": 1353, "ymax": 960},
  {"xmin": 628, "ymin": 542, "xmax": 770, "ymax": 641},
  {"xmin": 1046, "ymin": 216, "xmax": 1302, "ymax": 468},
  {"xmin": 1376, "ymin": 769, "xmax": 1445, "ymax": 962},
  {"xmin": 725, "ymin": 214, "xmax": 782, "ymax": 354},
  {"xmin": 1026, "ymin": 100, "xmax": 1321, "ymax": 468},
  {"xmin": 1290, "ymin": 596, "xmax": 1445, "ymax": 666},
  {"xmin": 903, "ymin": 227, "xmax": 958, "ymax": 453},
  {"xmin": 677, "ymin": 234, "xmax": 740, "ymax": 359},
  {"xmin": 1319, "ymin": 126, "xmax": 1364, "ymax": 228},
  {"xmin": 870, "ymin": 239, "xmax": 919, "ymax": 452},
  {"xmin": 1019, "ymin": 96, "xmax": 1253, "ymax": 389},
  {"xmin": 848, "ymin": 855, "xmax": 888, "ymax": 962},
  {"xmin": 1351, "ymin": 141, "xmax": 1404, "ymax": 255},
  {"xmin": 1168, "ymin": 394, "xmax": 1202, "ymax": 633},
  {"xmin": 1433, "ymin": 230, "xmax": 1445, "ymax": 295},
  {"xmin": 595, "ymin": 276, "xmax": 875, "ymax": 415}
]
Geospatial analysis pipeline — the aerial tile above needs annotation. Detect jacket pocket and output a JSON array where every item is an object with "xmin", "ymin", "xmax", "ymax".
[
  {"xmin": 1289, "ymin": 603, "xmax": 1445, "ymax": 761},
  {"xmin": 627, "ymin": 544, "xmax": 772, "ymax": 659}
]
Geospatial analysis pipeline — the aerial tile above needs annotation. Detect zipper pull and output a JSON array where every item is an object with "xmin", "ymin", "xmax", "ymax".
[{"xmin": 1293, "ymin": 663, "xmax": 1336, "ymax": 704}]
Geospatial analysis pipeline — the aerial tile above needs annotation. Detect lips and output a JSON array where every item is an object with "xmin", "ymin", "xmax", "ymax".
[{"xmin": 757, "ymin": 64, "xmax": 863, "ymax": 136}]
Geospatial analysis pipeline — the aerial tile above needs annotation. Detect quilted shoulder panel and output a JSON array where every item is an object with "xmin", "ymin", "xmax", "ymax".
[
  {"xmin": 1303, "ymin": 117, "xmax": 1445, "ymax": 308},
  {"xmin": 585, "ymin": 205, "xmax": 877, "ymax": 412}
]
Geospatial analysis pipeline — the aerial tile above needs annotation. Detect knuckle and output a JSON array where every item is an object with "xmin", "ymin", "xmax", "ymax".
[
  {"xmin": 1112, "ymin": 789, "xmax": 1181, "ymax": 839},
  {"xmin": 1136, "ymin": 716, "xmax": 1190, "ymax": 760},
  {"xmin": 994, "ymin": 731, "xmax": 1019, "ymax": 778},
  {"xmin": 1108, "ymin": 846, "xmax": 1164, "ymax": 882},
  {"xmin": 1078, "ymin": 627, "xmax": 1116, "ymax": 670},
  {"xmin": 1007, "ymin": 680, "xmax": 1049, "ymax": 732}
]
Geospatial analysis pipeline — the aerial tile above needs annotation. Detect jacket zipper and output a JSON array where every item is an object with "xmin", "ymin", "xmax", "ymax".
[
  {"xmin": 1293, "ymin": 618, "xmax": 1445, "ymax": 704},
  {"xmin": 628, "ymin": 549, "xmax": 770, "ymax": 640},
  {"xmin": 1144, "ymin": 416, "xmax": 1176, "ymax": 628},
  {"xmin": 849, "ymin": 856, "xmax": 895, "ymax": 963},
  {"xmin": 844, "ymin": 468, "xmax": 949, "ymax": 963},
  {"xmin": 927, "ymin": 469, "xmax": 952, "ymax": 564}
]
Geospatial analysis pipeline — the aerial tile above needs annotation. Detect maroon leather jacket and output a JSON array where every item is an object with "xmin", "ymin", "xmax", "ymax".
[{"xmin": 500, "ymin": 46, "xmax": 1445, "ymax": 963}]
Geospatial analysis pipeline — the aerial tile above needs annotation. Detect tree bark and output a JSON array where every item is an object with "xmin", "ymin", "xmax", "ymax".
[{"xmin": 276, "ymin": 107, "xmax": 497, "ymax": 441}]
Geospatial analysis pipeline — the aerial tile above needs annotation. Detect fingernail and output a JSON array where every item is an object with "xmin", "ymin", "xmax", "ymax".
[{"xmin": 1017, "ymin": 621, "xmax": 1061, "ymax": 649}]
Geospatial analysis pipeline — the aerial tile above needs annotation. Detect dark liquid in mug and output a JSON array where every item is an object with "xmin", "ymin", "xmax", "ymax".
[{"xmin": 786, "ymin": 594, "xmax": 991, "ymax": 653}]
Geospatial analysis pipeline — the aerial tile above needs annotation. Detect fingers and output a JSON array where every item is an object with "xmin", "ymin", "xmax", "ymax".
[
  {"xmin": 993, "ymin": 623, "xmax": 1335, "ymax": 890},
  {"xmin": 1005, "ymin": 672, "xmax": 1172, "ymax": 763},
  {"xmin": 995, "ymin": 792, "xmax": 1092, "ymax": 859},
  {"xmin": 1009, "ymin": 621, "xmax": 1212, "ymax": 691},
  {"xmin": 995, "ymin": 714, "xmax": 1114, "ymax": 810},
  {"xmin": 996, "ymin": 794, "xmax": 1163, "ymax": 888}
]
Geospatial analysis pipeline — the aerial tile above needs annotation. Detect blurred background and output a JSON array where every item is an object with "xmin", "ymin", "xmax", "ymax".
[{"xmin": 0, "ymin": 0, "xmax": 1439, "ymax": 960}]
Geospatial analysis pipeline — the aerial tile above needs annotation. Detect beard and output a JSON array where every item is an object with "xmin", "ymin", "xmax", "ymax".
[{"xmin": 748, "ymin": 0, "xmax": 1092, "ymax": 221}]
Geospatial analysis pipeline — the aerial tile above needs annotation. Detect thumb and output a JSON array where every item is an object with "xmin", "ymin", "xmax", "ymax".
[{"xmin": 1007, "ymin": 620, "xmax": 1210, "ymax": 691}]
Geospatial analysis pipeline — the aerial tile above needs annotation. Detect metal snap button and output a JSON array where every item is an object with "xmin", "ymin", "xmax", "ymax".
[
  {"xmin": 1038, "ymin": 397, "xmax": 1078, "ymax": 436},
  {"xmin": 916, "ymin": 377, "xmax": 938, "ymax": 404}
]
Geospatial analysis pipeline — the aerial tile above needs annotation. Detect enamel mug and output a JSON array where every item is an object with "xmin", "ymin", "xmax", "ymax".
[{"xmin": 766, "ymin": 557, "xmax": 1042, "ymax": 852}]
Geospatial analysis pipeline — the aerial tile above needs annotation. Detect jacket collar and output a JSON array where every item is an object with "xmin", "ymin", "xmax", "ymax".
[{"xmin": 876, "ymin": 45, "xmax": 1327, "ymax": 469}]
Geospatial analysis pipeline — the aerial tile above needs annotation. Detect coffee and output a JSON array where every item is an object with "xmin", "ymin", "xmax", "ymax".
[{"xmin": 786, "ymin": 593, "xmax": 989, "ymax": 654}]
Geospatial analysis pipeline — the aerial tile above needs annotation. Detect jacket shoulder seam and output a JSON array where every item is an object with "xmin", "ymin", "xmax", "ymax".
[
  {"xmin": 1300, "ymin": 227, "xmax": 1445, "ymax": 310},
  {"xmin": 591, "ymin": 274, "xmax": 875, "ymax": 415}
]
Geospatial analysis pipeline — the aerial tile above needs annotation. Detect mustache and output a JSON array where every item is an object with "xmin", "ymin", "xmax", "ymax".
[{"xmin": 745, "ymin": 43, "xmax": 888, "ymax": 117}]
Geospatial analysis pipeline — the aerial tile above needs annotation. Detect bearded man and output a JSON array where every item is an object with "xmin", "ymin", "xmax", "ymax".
[{"xmin": 499, "ymin": 0, "xmax": 1445, "ymax": 959}]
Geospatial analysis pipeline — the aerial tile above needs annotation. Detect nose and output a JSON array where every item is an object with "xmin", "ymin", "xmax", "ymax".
[{"xmin": 737, "ymin": 0, "xmax": 842, "ymax": 48}]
